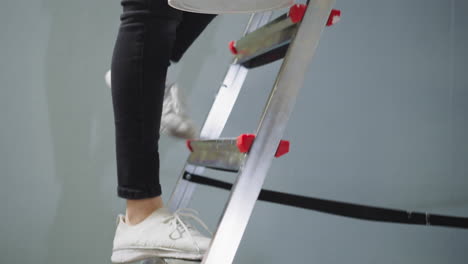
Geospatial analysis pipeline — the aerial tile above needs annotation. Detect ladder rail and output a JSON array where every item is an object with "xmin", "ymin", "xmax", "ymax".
[
  {"xmin": 202, "ymin": 1, "xmax": 336, "ymax": 263},
  {"xmin": 168, "ymin": 11, "xmax": 273, "ymax": 212}
]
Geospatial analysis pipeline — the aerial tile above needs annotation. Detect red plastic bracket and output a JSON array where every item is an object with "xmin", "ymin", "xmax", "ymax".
[
  {"xmin": 289, "ymin": 5, "xmax": 341, "ymax": 26},
  {"xmin": 289, "ymin": 4, "xmax": 307, "ymax": 23},
  {"xmin": 236, "ymin": 134, "xmax": 256, "ymax": 153},
  {"xmin": 229, "ymin": 41, "xmax": 238, "ymax": 55},
  {"xmin": 186, "ymin": 140, "xmax": 193, "ymax": 152},
  {"xmin": 326, "ymin": 9, "xmax": 341, "ymax": 26},
  {"xmin": 275, "ymin": 140, "xmax": 290, "ymax": 158},
  {"xmin": 236, "ymin": 134, "xmax": 290, "ymax": 158}
]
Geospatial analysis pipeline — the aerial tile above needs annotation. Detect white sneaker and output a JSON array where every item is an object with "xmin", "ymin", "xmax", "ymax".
[
  {"xmin": 105, "ymin": 70, "xmax": 198, "ymax": 139},
  {"xmin": 111, "ymin": 208, "xmax": 212, "ymax": 264},
  {"xmin": 105, "ymin": 69, "xmax": 112, "ymax": 88},
  {"xmin": 160, "ymin": 83, "xmax": 198, "ymax": 139}
]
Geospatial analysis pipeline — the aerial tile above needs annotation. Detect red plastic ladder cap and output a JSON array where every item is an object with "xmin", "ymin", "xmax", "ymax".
[
  {"xmin": 289, "ymin": 4, "xmax": 307, "ymax": 24},
  {"xmin": 327, "ymin": 9, "xmax": 341, "ymax": 26},
  {"xmin": 275, "ymin": 140, "xmax": 290, "ymax": 158},
  {"xmin": 229, "ymin": 41, "xmax": 238, "ymax": 55},
  {"xmin": 186, "ymin": 140, "xmax": 193, "ymax": 152},
  {"xmin": 236, "ymin": 134, "xmax": 256, "ymax": 153}
]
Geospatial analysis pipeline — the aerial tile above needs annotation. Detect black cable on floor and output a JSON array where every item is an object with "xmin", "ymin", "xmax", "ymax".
[{"xmin": 183, "ymin": 171, "xmax": 468, "ymax": 229}]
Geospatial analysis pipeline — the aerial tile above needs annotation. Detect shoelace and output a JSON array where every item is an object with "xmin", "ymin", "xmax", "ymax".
[{"xmin": 163, "ymin": 208, "xmax": 213, "ymax": 253}]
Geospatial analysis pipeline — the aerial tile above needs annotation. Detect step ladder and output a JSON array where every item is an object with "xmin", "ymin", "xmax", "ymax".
[{"xmin": 157, "ymin": 1, "xmax": 339, "ymax": 263}]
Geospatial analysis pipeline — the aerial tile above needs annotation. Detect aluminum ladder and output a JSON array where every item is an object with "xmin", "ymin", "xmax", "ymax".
[{"xmin": 155, "ymin": 1, "xmax": 339, "ymax": 263}]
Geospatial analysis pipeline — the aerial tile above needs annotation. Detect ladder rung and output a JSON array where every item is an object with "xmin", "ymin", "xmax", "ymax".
[
  {"xmin": 186, "ymin": 134, "xmax": 290, "ymax": 172},
  {"xmin": 229, "ymin": 7, "xmax": 300, "ymax": 67},
  {"xmin": 229, "ymin": 5, "xmax": 341, "ymax": 69}
]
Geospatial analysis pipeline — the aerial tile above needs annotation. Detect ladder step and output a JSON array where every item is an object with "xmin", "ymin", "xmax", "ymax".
[
  {"xmin": 186, "ymin": 134, "xmax": 290, "ymax": 172},
  {"xmin": 229, "ymin": 5, "xmax": 341, "ymax": 69}
]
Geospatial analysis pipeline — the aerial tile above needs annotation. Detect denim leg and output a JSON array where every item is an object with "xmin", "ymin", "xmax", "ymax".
[
  {"xmin": 170, "ymin": 12, "xmax": 217, "ymax": 62},
  {"xmin": 111, "ymin": 0, "xmax": 182, "ymax": 199}
]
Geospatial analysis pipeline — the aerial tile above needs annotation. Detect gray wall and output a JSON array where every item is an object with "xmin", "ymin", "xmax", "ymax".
[{"xmin": 1, "ymin": 0, "xmax": 467, "ymax": 263}]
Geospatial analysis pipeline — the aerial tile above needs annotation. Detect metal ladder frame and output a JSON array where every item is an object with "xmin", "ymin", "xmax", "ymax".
[
  {"xmin": 168, "ymin": 1, "xmax": 336, "ymax": 263},
  {"xmin": 168, "ymin": 11, "xmax": 273, "ymax": 212}
]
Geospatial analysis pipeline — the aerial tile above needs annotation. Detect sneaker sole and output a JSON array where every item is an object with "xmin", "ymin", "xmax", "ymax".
[{"xmin": 112, "ymin": 248, "xmax": 203, "ymax": 264}]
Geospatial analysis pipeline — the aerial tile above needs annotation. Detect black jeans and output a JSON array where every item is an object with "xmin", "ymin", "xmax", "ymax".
[{"xmin": 111, "ymin": 0, "xmax": 216, "ymax": 199}]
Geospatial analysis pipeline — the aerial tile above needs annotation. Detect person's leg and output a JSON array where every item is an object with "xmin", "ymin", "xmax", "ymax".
[
  {"xmin": 111, "ymin": 0, "xmax": 182, "ymax": 225},
  {"xmin": 170, "ymin": 12, "xmax": 217, "ymax": 63},
  {"xmin": 111, "ymin": 0, "xmax": 217, "ymax": 227},
  {"xmin": 110, "ymin": 2, "xmax": 216, "ymax": 262},
  {"xmin": 156, "ymin": 12, "xmax": 218, "ymax": 141},
  {"xmin": 107, "ymin": 11, "xmax": 217, "ymax": 146}
]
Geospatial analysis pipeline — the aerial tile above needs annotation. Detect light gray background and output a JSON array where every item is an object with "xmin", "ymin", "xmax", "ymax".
[{"xmin": 1, "ymin": 0, "xmax": 467, "ymax": 263}]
